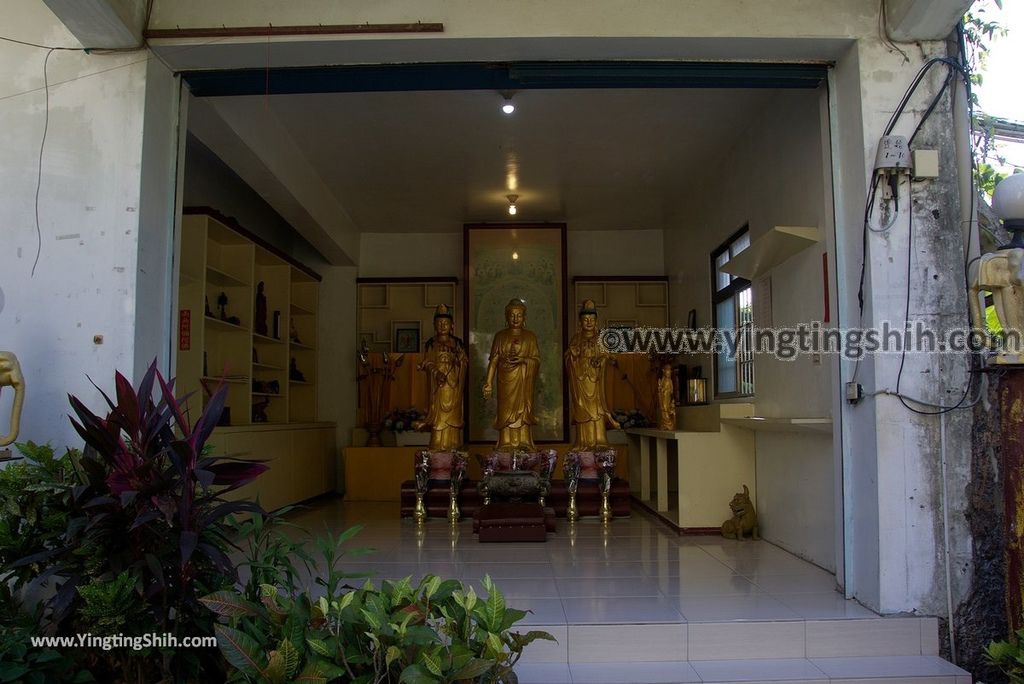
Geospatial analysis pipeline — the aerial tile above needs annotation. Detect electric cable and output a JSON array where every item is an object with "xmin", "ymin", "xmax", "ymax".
[
  {"xmin": 878, "ymin": 0, "xmax": 910, "ymax": 63},
  {"xmin": 892, "ymin": 177, "xmax": 979, "ymax": 416},
  {"xmin": 31, "ymin": 48, "xmax": 54, "ymax": 279},
  {"xmin": 854, "ymin": 47, "xmax": 979, "ymax": 402}
]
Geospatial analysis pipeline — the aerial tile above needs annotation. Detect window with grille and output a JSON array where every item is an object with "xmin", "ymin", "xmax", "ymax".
[{"xmin": 711, "ymin": 226, "xmax": 754, "ymax": 398}]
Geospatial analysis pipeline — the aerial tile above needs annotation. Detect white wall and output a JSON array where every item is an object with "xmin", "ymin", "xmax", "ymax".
[
  {"xmin": 664, "ymin": 88, "xmax": 836, "ymax": 570},
  {"xmin": 568, "ymin": 229, "xmax": 664, "ymax": 278},
  {"xmin": 318, "ymin": 265, "xmax": 358, "ymax": 490},
  {"xmin": 359, "ymin": 228, "xmax": 664, "ymax": 279},
  {"xmin": 134, "ymin": 58, "xmax": 181, "ymax": 381},
  {"xmin": 359, "ymin": 233, "xmax": 461, "ymax": 278},
  {"xmin": 0, "ymin": 0, "xmax": 150, "ymax": 449}
]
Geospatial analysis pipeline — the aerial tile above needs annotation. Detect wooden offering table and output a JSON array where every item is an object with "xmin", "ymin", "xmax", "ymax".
[{"xmin": 626, "ymin": 403, "xmax": 755, "ymax": 533}]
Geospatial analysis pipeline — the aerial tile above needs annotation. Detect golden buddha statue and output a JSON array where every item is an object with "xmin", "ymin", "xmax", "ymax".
[
  {"xmin": 565, "ymin": 299, "xmax": 620, "ymax": 450},
  {"xmin": 413, "ymin": 304, "xmax": 467, "ymax": 451},
  {"xmin": 657, "ymin": 363, "xmax": 677, "ymax": 431},
  {"xmin": 482, "ymin": 298, "xmax": 540, "ymax": 451}
]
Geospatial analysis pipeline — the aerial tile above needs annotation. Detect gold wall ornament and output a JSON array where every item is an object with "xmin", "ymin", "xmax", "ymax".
[
  {"xmin": 565, "ymin": 299, "xmax": 620, "ymax": 449},
  {"xmin": 656, "ymin": 363, "xmax": 676, "ymax": 431},
  {"xmin": 413, "ymin": 305, "xmax": 467, "ymax": 451},
  {"xmin": 0, "ymin": 352, "xmax": 24, "ymax": 448},
  {"xmin": 483, "ymin": 298, "xmax": 540, "ymax": 451}
]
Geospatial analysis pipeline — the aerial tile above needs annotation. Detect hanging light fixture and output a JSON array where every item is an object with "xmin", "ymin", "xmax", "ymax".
[
  {"xmin": 506, "ymin": 194, "xmax": 519, "ymax": 215},
  {"xmin": 500, "ymin": 90, "xmax": 516, "ymax": 115}
]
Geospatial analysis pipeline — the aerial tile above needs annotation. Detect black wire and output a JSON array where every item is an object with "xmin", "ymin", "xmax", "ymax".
[
  {"xmin": 893, "ymin": 177, "xmax": 976, "ymax": 416},
  {"xmin": 857, "ymin": 173, "xmax": 882, "ymax": 315},
  {"xmin": 956, "ymin": 20, "xmax": 979, "ymax": 290},
  {"xmin": 860, "ymin": 47, "xmax": 978, "ymax": 414},
  {"xmin": 909, "ymin": 69, "xmax": 955, "ymax": 147},
  {"xmin": 31, "ymin": 49, "xmax": 54, "ymax": 279},
  {"xmin": 19, "ymin": 0, "xmax": 155, "ymax": 279},
  {"xmin": 0, "ymin": 35, "xmax": 87, "ymax": 51},
  {"xmin": 884, "ymin": 57, "xmax": 970, "ymax": 138}
]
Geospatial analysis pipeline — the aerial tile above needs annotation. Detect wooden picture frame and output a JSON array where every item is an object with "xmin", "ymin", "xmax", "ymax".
[
  {"xmin": 391, "ymin": 321, "xmax": 421, "ymax": 353},
  {"xmin": 464, "ymin": 223, "xmax": 568, "ymax": 444}
]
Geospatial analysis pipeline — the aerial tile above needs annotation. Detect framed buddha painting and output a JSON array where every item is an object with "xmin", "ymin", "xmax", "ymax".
[{"xmin": 464, "ymin": 224, "xmax": 568, "ymax": 444}]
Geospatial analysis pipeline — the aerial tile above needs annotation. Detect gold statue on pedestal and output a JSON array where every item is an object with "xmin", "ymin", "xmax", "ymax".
[
  {"xmin": 483, "ymin": 298, "xmax": 540, "ymax": 451},
  {"xmin": 565, "ymin": 299, "xmax": 620, "ymax": 450},
  {"xmin": 413, "ymin": 304, "xmax": 467, "ymax": 451},
  {"xmin": 657, "ymin": 363, "xmax": 676, "ymax": 431}
]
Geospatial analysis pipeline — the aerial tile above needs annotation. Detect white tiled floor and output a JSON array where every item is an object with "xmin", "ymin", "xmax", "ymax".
[
  {"xmin": 278, "ymin": 500, "xmax": 970, "ymax": 683},
  {"xmin": 283, "ymin": 499, "xmax": 875, "ymax": 624}
]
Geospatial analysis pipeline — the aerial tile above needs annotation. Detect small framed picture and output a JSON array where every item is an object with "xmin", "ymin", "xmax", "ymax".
[{"xmin": 392, "ymin": 321, "xmax": 421, "ymax": 353}]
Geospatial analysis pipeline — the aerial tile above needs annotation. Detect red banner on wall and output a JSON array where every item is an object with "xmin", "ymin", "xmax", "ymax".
[{"xmin": 179, "ymin": 310, "xmax": 191, "ymax": 351}]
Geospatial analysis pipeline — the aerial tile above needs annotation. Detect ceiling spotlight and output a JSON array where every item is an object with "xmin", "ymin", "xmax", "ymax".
[
  {"xmin": 501, "ymin": 95, "xmax": 516, "ymax": 115},
  {"xmin": 506, "ymin": 194, "xmax": 519, "ymax": 215},
  {"xmin": 512, "ymin": 251, "xmax": 519, "ymax": 260}
]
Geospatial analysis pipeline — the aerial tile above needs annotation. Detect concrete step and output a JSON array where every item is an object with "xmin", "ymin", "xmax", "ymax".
[
  {"xmin": 514, "ymin": 656, "xmax": 971, "ymax": 683},
  {"xmin": 521, "ymin": 617, "xmax": 942, "ymax": 663}
]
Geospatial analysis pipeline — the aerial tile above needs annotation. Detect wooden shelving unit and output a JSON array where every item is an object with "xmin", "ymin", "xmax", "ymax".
[{"xmin": 176, "ymin": 211, "xmax": 320, "ymax": 427}]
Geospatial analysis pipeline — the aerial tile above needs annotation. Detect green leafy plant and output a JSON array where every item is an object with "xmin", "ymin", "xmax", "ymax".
[
  {"xmin": 0, "ymin": 442, "xmax": 79, "ymax": 593},
  {"xmin": 2, "ymin": 361, "xmax": 271, "ymax": 681},
  {"xmin": 0, "ymin": 583, "xmax": 92, "ymax": 684},
  {"xmin": 962, "ymin": 1, "xmax": 1022, "ymax": 194},
  {"xmin": 204, "ymin": 527, "xmax": 554, "ymax": 683},
  {"xmin": 985, "ymin": 630, "xmax": 1024, "ymax": 683},
  {"xmin": 228, "ymin": 506, "xmax": 344, "ymax": 605},
  {"xmin": 76, "ymin": 572, "xmax": 139, "ymax": 634}
]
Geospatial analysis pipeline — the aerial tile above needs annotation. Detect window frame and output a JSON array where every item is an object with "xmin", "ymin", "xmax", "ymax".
[{"xmin": 710, "ymin": 225, "xmax": 754, "ymax": 399}]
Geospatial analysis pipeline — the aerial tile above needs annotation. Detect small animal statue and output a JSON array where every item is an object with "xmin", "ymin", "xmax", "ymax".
[
  {"xmin": 0, "ymin": 352, "xmax": 25, "ymax": 448},
  {"xmin": 968, "ymin": 248, "xmax": 1024, "ymax": 361},
  {"xmin": 721, "ymin": 484, "xmax": 759, "ymax": 541}
]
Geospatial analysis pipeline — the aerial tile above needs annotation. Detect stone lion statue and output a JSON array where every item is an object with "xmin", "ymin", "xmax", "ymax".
[{"xmin": 721, "ymin": 484, "xmax": 759, "ymax": 541}]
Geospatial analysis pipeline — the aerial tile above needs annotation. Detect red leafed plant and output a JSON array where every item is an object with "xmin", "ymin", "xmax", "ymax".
[{"xmin": 17, "ymin": 360, "xmax": 269, "ymax": 680}]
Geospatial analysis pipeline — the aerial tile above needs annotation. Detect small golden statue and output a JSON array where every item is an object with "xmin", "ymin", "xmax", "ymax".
[
  {"xmin": 483, "ymin": 298, "xmax": 540, "ymax": 451},
  {"xmin": 721, "ymin": 484, "xmax": 759, "ymax": 541},
  {"xmin": 413, "ymin": 304, "xmax": 467, "ymax": 451},
  {"xmin": 565, "ymin": 299, "xmax": 620, "ymax": 450},
  {"xmin": 656, "ymin": 362, "xmax": 676, "ymax": 431},
  {"xmin": 0, "ymin": 352, "xmax": 24, "ymax": 449}
]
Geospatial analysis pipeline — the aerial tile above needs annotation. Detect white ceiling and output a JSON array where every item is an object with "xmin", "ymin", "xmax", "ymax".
[{"xmin": 199, "ymin": 88, "xmax": 782, "ymax": 234}]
